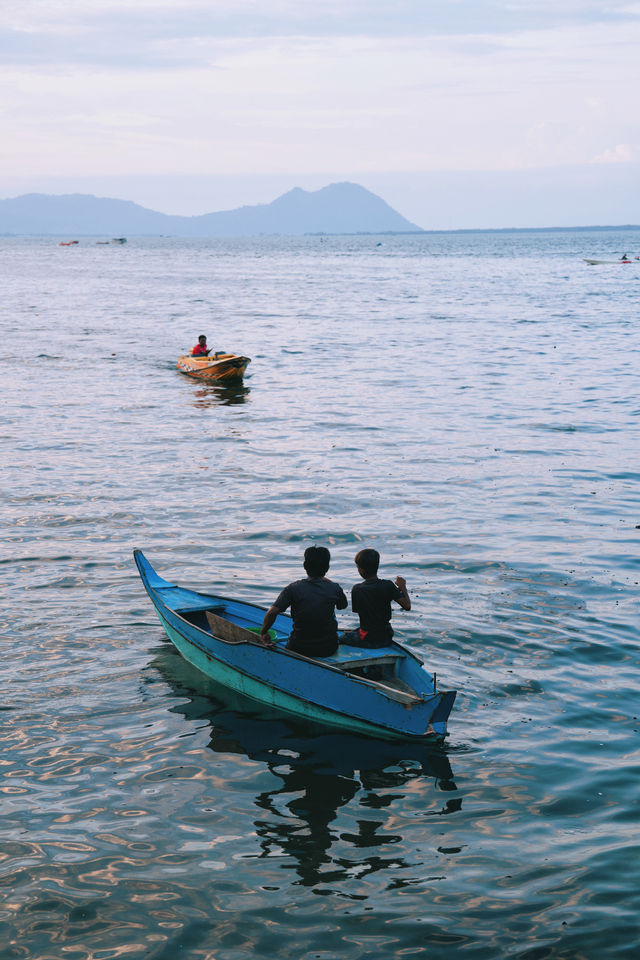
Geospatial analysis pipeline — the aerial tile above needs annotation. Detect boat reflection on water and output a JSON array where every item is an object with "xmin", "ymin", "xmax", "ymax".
[
  {"xmin": 150, "ymin": 647, "xmax": 459, "ymax": 888},
  {"xmin": 190, "ymin": 381, "xmax": 250, "ymax": 407}
]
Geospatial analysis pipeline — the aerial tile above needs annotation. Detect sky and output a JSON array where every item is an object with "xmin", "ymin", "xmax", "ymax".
[{"xmin": 1, "ymin": 0, "xmax": 639, "ymax": 228}]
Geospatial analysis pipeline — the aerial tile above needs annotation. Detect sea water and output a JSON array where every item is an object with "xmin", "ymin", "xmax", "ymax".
[{"xmin": 1, "ymin": 232, "xmax": 639, "ymax": 959}]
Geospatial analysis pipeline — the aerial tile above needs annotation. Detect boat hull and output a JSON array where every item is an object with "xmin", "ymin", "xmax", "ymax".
[
  {"xmin": 177, "ymin": 354, "xmax": 251, "ymax": 381},
  {"xmin": 134, "ymin": 550, "xmax": 456, "ymax": 740},
  {"xmin": 583, "ymin": 258, "xmax": 635, "ymax": 265}
]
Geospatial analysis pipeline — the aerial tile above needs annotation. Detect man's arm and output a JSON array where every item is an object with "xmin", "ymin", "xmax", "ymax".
[
  {"xmin": 260, "ymin": 604, "xmax": 281, "ymax": 643},
  {"xmin": 394, "ymin": 576, "xmax": 411, "ymax": 611}
]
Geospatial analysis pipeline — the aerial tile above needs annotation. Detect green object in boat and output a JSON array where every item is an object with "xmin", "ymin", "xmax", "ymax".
[{"xmin": 247, "ymin": 626, "xmax": 277, "ymax": 641}]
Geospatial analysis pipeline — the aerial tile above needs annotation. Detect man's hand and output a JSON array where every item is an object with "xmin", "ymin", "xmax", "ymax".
[{"xmin": 394, "ymin": 576, "xmax": 411, "ymax": 610}]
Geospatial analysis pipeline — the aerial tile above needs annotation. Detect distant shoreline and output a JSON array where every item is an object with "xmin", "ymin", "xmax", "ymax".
[
  {"xmin": 314, "ymin": 224, "xmax": 640, "ymax": 235},
  {"xmin": 1, "ymin": 224, "xmax": 639, "ymax": 239},
  {"xmin": 423, "ymin": 224, "xmax": 640, "ymax": 234}
]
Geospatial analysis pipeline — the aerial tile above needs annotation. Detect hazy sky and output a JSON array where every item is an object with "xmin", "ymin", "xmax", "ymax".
[{"xmin": 1, "ymin": 1, "xmax": 639, "ymax": 227}]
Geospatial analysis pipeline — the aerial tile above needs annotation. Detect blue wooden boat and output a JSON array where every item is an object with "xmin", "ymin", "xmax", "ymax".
[{"xmin": 134, "ymin": 550, "xmax": 456, "ymax": 741}]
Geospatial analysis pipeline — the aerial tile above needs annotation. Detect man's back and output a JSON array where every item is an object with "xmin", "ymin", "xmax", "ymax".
[{"xmin": 276, "ymin": 577, "xmax": 347, "ymax": 657}]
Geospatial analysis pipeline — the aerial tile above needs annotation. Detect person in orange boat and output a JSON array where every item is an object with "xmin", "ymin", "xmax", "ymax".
[{"xmin": 191, "ymin": 335, "xmax": 211, "ymax": 356}]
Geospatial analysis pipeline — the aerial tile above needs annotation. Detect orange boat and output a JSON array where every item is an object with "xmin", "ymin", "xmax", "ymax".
[{"xmin": 176, "ymin": 353, "xmax": 251, "ymax": 382}]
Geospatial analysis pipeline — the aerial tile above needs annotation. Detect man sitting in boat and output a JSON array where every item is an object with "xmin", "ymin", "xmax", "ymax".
[
  {"xmin": 259, "ymin": 546, "xmax": 348, "ymax": 657},
  {"xmin": 191, "ymin": 335, "xmax": 211, "ymax": 356},
  {"xmin": 340, "ymin": 549, "xmax": 411, "ymax": 649}
]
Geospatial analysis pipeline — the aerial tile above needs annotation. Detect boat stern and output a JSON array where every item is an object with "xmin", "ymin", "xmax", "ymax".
[{"xmin": 427, "ymin": 690, "xmax": 457, "ymax": 738}]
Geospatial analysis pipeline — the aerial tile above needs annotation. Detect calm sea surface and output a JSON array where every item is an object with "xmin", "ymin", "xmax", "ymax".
[{"xmin": 1, "ymin": 232, "xmax": 639, "ymax": 959}]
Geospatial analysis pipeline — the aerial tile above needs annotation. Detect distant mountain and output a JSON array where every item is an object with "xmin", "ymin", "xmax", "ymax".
[
  {"xmin": 0, "ymin": 182, "xmax": 423, "ymax": 237},
  {"xmin": 0, "ymin": 194, "xmax": 169, "ymax": 237}
]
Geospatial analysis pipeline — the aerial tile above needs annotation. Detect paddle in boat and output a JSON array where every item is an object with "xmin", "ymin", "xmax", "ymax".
[
  {"xmin": 176, "ymin": 352, "xmax": 251, "ymax": 382},
  {"xmin": 134, "ymin": 549, "xmax": 457, "ymax": 741}
]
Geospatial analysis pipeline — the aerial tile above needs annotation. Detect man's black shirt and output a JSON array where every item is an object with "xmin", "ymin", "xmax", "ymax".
[
  {"xmin": 275, "ymin": 577, "xmax": 347, "ymax": 657},
  {"xmin": 351, "ymin": 577, "xmax": 403, "ymax": 644}
]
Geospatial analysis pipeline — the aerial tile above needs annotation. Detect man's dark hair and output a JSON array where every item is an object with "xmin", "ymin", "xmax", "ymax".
[
  {"xmin": 355, "ymin": 548, "xmax": 380, "ymax": 577},
  {"xmin": 304, "ymin": 545, "xmax": 331, "ymax": 577}
]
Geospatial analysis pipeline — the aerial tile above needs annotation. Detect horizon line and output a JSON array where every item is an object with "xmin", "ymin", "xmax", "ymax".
[{"xmin": 2, "ymin": 225, "xmax": 640, "ymax": 239}]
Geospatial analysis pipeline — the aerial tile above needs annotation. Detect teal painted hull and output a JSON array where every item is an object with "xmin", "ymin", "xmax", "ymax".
[{"xmin": 134, "ymin": 550, "xmax": 456, "ymax": 741}]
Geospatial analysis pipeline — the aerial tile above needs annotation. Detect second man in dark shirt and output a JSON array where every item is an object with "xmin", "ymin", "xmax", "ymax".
[{"xmin": 342, "ymin": 548, "xmax": 411, "ymax": 648}]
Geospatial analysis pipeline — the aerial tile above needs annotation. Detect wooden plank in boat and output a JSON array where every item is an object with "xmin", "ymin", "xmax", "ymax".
[
  {"xmin": 206, "ymin": 611, "xmax": 257, "ymax": 644},
  {"xmin": 367, "ymin": 678, "xmax": 424, "ymax": 704}
]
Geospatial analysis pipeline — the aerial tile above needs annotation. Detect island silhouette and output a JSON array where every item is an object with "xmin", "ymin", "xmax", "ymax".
[{"xmin": 0, "ymin": 182, "xmax": 423, "ymax": 237}]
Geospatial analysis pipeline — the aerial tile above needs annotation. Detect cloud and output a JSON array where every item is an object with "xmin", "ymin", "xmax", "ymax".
[
  {"xmin": 3, "ymin": 2, "xmax": 640, "ymax": 70},
  {"xmin": 1, "ymin": 3, "xmax": 639, "ymax": 180},
  {"xmin": 592, "ymin": 144, "xmax": 635, "ymax": 162}
]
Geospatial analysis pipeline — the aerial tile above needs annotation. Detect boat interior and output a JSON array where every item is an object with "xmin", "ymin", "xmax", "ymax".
[
  {"xmin": 188, "ymin": 353, "xmax": 231, "ymax": 361},
  {"xmin": 177, "ymin": 607, "xmax": 226, "ymax": 631},
  {"xmin": 182, "ymin": 353, "xmax": 246, "ymax": 364},
  {"xmin": 329, "ymin": 650, "xmax": 424, "ymax": 703},
  {"xmin": 175, "ymin": 604, "xmax": 426, "ymax": 704}
]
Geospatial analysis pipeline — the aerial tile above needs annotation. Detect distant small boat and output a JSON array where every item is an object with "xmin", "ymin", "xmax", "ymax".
[
  {"xmin": 111, "ymin": 237, "xmax": 127, "ymax": 244},
  {"xmin": 59, "ymin": 240, "xmax": 79, "ymax": 246},
  {"xmin": 177, "ymin": 353, "xmax": 251, "ymax": 382},
  {"xmin": 134, "ymin": 549, "xmax": 457, "ymax": 740},
  {"xmin": 583, "ymin": 258, "xmax": 634, "ymax": 265}
]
